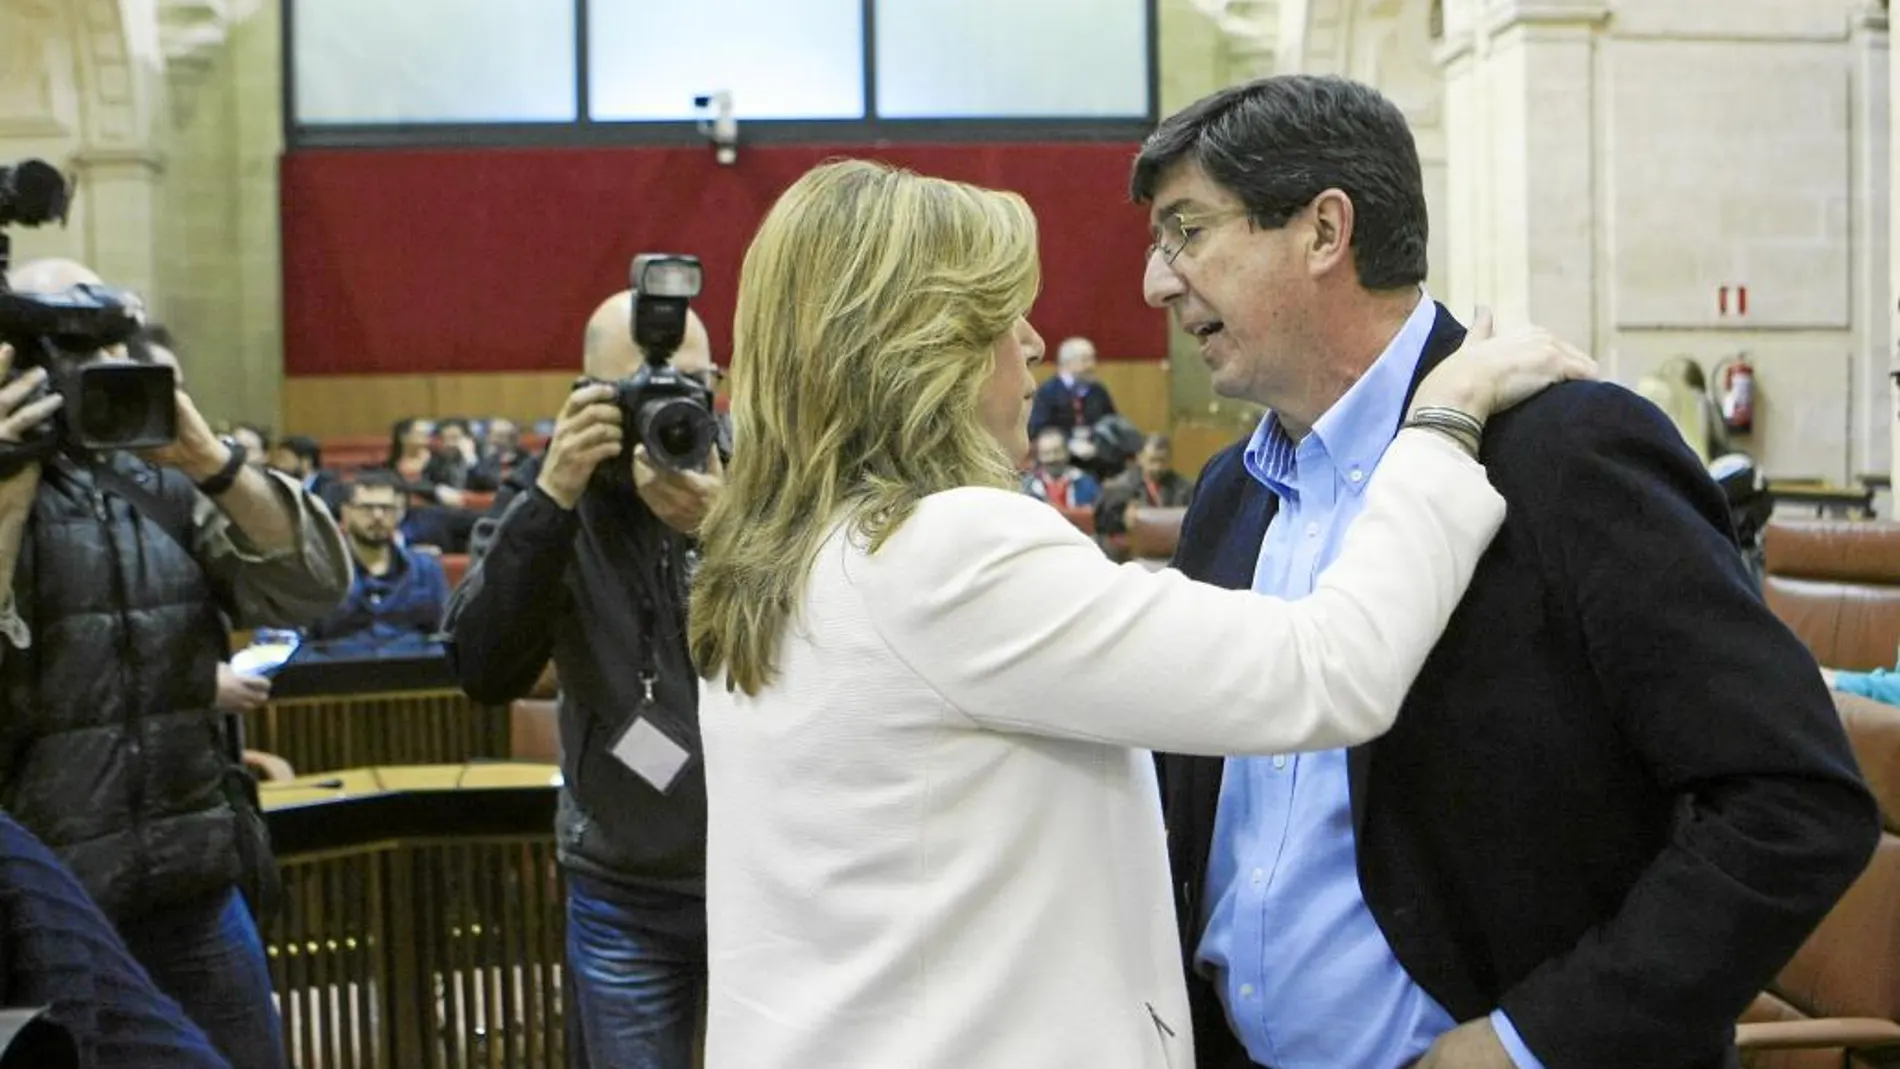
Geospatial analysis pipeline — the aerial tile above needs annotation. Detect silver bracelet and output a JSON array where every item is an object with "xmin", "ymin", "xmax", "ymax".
[
  {"xmin": 1400, "ymin": 418, "xmax": 1481, "ymax": 459},
  {"xmin": 1409, "ymin": 405, "xmax": 1485, "ymax": 440}
]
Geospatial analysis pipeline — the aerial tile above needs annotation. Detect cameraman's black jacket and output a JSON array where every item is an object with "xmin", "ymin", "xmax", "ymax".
[
  {"xmin": 444, "ymin": 481, "xmax": 704, "ymax": 893},
  {"xmin": 0, "ymin": 455, "xmax": 352, "ymax": 921}
]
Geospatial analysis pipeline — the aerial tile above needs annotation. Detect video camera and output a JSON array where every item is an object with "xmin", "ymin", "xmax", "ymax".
[
  {"xmin": 0, "ymin": 158, "xmax": 176, "ymax": 460},
  {"xmin": 579, "ymin": 254, "xmax": 721, "ymax": 479}
]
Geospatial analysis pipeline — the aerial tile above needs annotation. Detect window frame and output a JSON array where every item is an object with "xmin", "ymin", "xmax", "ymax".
[{"xmin": 283, "ymin": 0, "xmax": 1160, "ymax": 149}]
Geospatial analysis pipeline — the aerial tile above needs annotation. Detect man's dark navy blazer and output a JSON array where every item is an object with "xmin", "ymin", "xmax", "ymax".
[{"xmin": 1159, "ymin": 305, "xmax": 1878, "ymax": 1069}]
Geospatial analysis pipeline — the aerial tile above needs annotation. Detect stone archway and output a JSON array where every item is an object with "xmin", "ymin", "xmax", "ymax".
[{"xmin": 0, "ymin": 0, "xmax": 164, "ymax": 299}]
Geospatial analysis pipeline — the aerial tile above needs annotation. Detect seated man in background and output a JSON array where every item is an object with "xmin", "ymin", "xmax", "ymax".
[
  {"xmin": 228, "ymin": 423, "xmax": 270, "ymax": 471},
  {"xmin": 428, "ymin": 418, "xmax": 497, "ymax": 493},
  {"xmin": 474, "ymin": 417, "xmax": 531, "ymax": 489},
  {"xmin": 1021, "ymin": 426, "xmax": 1101, "ymax": 509},
  {"xmin": 307, "ymin": 471, "xmax": 449, "ymax": 652},
  {"xmin": 1096, "ymin": 432, "xmax": 1193, "ymax": 537},
  {"xmin": 1028, "ymin": 336, "xmax": 1119, "ymax": 479},
  {"xmin": 266, "ymin": 434, "xmax": 333, "ymax": 501}
]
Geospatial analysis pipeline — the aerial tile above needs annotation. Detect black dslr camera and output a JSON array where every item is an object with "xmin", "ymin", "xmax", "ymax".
[
  {"xmin": 0, "ymin": 159, "xmax": 175, "ymax": 463},
  {"xmin": 581, "ymin": 254, "xmax": 721, "ymax": 479}
]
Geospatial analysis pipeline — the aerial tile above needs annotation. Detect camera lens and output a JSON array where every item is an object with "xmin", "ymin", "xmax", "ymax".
[
  {"xmin": 637, "ymin": 397, "xmax": 715, "ymax": 472},
  {"xmin": 67, "ymin": 364, "xmax": 176, "ymax": 450}
]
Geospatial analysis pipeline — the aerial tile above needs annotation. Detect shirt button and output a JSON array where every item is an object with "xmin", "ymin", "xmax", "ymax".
[
  {"xmin": 1272, "ymin": 755, "xmax": 1288, "ymax": 770},
  {"xmin": 1349, "ymin": 467, "xmax": 1365, "ymax": 483},
  {"xmin": 1250, "ymin": 868, "xmax": 1264, "ymax": 885},
  {"xmin": 1304, "ymin": 522, "xmax": 1319, "ymax": 538},
  {"xmin": 1239, "ymin": 984, "xmax": 1255, "ymax": 999}
]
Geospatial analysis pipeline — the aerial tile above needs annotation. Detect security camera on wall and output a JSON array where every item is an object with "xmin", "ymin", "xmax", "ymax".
[{"xmin": 695, "ymin": 91, "xmax": 737, "ymax": 166}]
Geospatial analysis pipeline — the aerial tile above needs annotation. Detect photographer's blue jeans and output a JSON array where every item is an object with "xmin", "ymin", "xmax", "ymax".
[
  {"xmin": 565, "ymin": 874, "xmax": 706, "ymax": 1069},
  {"xmin": 117, "ymin": 886, "xmax": 286, "ymax": 1069}
]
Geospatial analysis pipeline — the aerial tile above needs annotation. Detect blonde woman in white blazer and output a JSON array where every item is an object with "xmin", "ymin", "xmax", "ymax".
[{"xmin": 688, "ymin": 160, "xmax": 1594, "ymax": 1069}]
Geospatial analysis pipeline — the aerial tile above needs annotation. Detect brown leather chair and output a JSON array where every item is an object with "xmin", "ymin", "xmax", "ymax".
[
  {"xmin": 1763, "ymin": 520, "xmax": 1900, "ymax": 671},
  {"xmin": 1737, "ymin": 691, "xmax": 1900, "ymax": 1067},
  {"xmin": 1127, "ymin": 505, "xmax": 1186, "ymax": 565},
  {"xmin": 1057, "ymin": 505, "xmax": 1096, "ymax": 536}
]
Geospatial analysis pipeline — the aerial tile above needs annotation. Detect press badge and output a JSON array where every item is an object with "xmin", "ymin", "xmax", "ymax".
[{"xmin": 610, "ymin": 676, "xmax": 692, "ymax": 793}]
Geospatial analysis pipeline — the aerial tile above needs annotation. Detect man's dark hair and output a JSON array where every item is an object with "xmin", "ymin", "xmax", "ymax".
[
  {"xmin": 1131, "ymin": 75, "xmax": 1428, "ymax": 291},
  {"xmin": 346, "ymin": 469, "xmax": 405, "ymax": 500},
  {"xmin": 275, "ymin": 434, "xmax": 322, "ymax": 469}
]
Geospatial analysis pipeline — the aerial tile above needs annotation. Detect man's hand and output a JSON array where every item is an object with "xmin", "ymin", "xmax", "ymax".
[
  {"xmin": 242, "ymin": 749, "xmax": 296, "ymax": 782},
  {"xmin": 632, "ymin": 445, "xmax": 723, "ymax": 536},
  {"xmin": 137, "ymin": 386, "xmax": 233, "ymax": 482},
  {"xmin": 536, "ymin": 383, "xmax": 623, "ymax": 510},
  {"xmin": 0, "ymin": 346, "xmax": 62, "ymax": 452},
  {"xmin": 216, "ymin": 662, "xmax": 272, "ymax": 713},
  {"xmin": 0, "ymin": 345, "xmax": 61, "ymax": 540},
  {"xmin": 1412, "ymin": 1018, "xmax": 1518, "ymax": 1069}
]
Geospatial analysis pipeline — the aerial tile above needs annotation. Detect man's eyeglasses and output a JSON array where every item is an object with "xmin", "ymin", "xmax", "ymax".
[
  {"xmin": 1147, "ymin": 208, "xmax": 1253, "ymax": 266},
  {"xmin": 350, "ymin": 502, "xmax": 401, "ymax": 516}
]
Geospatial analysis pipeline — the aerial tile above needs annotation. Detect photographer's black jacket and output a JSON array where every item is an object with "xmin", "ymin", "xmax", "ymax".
[
  {"xmin": 0, "ymin": 455, "xmax": 351, "ymax": 922},
  {"xmin": 444, "ymin": 481, "xmax": 705, "ymax": 892}
]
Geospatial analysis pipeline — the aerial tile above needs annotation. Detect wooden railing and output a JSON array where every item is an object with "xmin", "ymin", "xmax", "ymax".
[
  {"xmin": 262, "ymin": 765, "xmax": 568, "ymax": 1069},
  {"xmin": 244, "ymin": 689, "xmax": 512, "ymax": 776}
]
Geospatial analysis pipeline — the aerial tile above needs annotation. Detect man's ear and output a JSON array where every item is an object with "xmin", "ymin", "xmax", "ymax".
[{"xmin": 1306, "ymin": 189, "xmax": 1355, "ymax": 277}]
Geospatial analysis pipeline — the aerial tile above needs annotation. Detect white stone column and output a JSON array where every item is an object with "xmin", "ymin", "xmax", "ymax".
[
  {"xmin": 1847, "ymin": 3, "xmax": 1888, "ymax": 491},
  {"xmin": 1439, "ymin": 0, "xmax": 1608, "ymax": 353},
  {"xmin": 68, "ymin": 147, "xmax": 164, "ymax": 303}
]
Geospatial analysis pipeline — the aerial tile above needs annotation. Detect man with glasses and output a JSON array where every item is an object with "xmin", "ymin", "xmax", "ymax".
[
  {"xmin": 305, "ymin": 470, "xmax": 449, "ymax": 652},
  {"xmin": 445, "ymin": 290, "xmax": 722, "ymax": 1069},
  {"xmin": 1144, "ymin": 76, "xmax": 1875, "ymax": 1069}
]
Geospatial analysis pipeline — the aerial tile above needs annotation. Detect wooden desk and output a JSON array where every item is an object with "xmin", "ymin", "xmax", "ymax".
[{"xmin": 261, "ymin": 764, "xmax": 566, "ymax": 1069}]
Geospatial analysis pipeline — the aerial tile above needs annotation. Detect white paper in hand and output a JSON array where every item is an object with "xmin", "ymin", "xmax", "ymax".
[{"xmin": 611, "ymin": 716, "xmax": 692, "ymax": 793}]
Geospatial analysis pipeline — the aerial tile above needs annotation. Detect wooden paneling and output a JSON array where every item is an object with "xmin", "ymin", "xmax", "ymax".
[
  {"xmin": 281, "ymin": 373, "xmax": 575, "ymax": 437},
  {"xmin": 432, "ymin": 373, "xmax": 576, "ymax": 426},
  {"xmin": 289, "ymin": 363, "xmax": 1181, "ymax": 441}
]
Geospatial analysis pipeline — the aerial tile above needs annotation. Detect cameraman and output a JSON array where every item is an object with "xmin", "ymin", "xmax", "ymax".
[
  {"xmin": 444, "ymin": 289, "xmax": 722, "ymax": 1069},
  {"xmin": 0, "ymin": 259, "xmax": 352, "ymax": 1069}
]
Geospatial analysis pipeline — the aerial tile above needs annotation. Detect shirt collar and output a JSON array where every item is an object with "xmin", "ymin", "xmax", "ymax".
[{"xmin": 1244, "ymin": 289, "xmax": 1436, "ymax": 497}]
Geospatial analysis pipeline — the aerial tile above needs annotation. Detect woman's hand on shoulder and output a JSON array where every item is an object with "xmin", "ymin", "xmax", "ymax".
[{"xmin": 1411, "ymin": 306, "xmax": 1598, "ymax": 424}]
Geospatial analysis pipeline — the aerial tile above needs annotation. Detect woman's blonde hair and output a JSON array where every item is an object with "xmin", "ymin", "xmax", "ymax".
[{"xmin": 689, "ymin": 158, "xmax": 1040, "ymax": 695}]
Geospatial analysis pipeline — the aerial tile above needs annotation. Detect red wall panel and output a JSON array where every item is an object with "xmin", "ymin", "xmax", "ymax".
[{"xmin": 280, "ymin": 142, "xmax": 1167, "ymax": 376}]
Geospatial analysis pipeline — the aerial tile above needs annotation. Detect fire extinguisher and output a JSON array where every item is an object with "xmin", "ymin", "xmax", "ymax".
[{"xmin": 1711, "ymin": 354, "xmax": 1755, "ymax": 435}]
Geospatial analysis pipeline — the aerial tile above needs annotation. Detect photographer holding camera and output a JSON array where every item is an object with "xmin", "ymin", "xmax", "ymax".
[
  {"xmin": 0, "ymin": 254, "xmax": 350, "ymax": 1069},
  {"xmin": 445, "ymin": 257, "xmax": 723, "ymax": 1069}
]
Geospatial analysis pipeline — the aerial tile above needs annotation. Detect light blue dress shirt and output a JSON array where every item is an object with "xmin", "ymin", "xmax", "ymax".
[{"xmin": 1195, "ymin": 293, "xmax": 1545, "ymax": 1069}]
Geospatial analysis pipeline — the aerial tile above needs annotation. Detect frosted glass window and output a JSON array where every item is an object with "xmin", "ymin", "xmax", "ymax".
[
  {"xmin": 294, "ymin": 0, "xmax": 576, "ymax": 124},
  {"xmin": 874, "ymin": 0, "xmax": 1149, "ymax": 119},
  {"xmin": 588, "ymin": 0, "xmax": 865, "ymax": 121}
]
